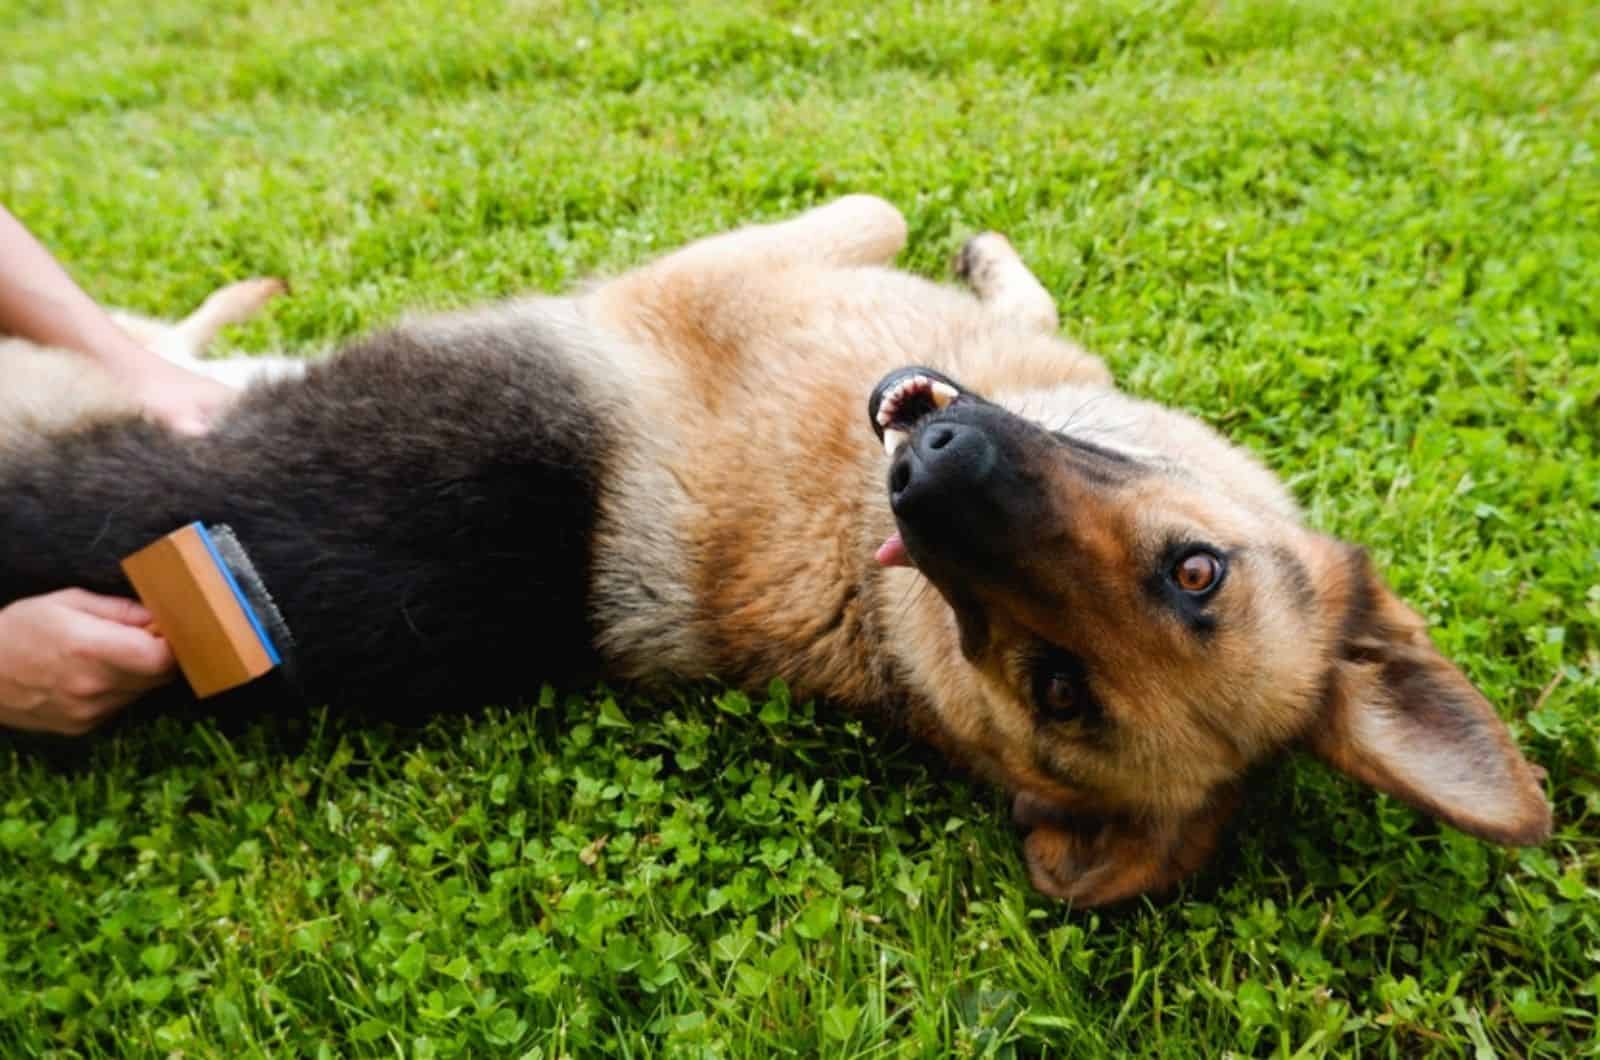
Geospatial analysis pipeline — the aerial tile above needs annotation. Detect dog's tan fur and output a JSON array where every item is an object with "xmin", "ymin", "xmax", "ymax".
[
  {"xmin": 4, "ymin": 196, "xmax": 1550, "ymax": 906},
  {"xmin": 577, "ymin": 197, "xmax": 1548, "ymax": 904}
]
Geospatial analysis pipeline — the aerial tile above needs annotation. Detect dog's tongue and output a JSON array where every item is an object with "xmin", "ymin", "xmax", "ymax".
[{"xmin": 875, "ymin": 531, "xmax": 912, "ymax": 568}]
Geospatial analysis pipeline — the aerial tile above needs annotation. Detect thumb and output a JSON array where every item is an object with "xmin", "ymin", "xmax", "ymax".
[
  {"xmin": 151, "ymin": 402, "xmax": 211, "ymax": 436},
  {"xmin": 171, "ymin": 415, "xmax": 211, "ymax": 436},
  {"xmin": 56, "ymin": 588, "xmax": 156, "ymax": 628}
]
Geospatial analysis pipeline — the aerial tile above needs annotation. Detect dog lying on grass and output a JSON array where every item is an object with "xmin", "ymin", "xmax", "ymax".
[{"xmin": 0, "ymin": 196, "xmax": 1551, "ymax": 906}]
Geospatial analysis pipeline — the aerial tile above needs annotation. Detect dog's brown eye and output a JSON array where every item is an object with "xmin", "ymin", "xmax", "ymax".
[
  {"xmin": 1041, "ymin": 673, "xmax": 1075, "ymax": 714},
  {"xmin": 1030, "ymin": 647, "xmax": 1103, "ymax": 726},
  {"xmin": 1174, "ymin": 551, "xmax": 1221, "ymax": 594}
]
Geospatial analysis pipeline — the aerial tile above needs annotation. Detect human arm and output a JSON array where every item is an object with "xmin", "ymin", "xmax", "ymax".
[{"xmin": 0, "ymin": 203, "xmax": 234, "ymax": 434}]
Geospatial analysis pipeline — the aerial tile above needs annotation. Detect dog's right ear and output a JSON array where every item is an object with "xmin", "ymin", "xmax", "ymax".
[{"xmin": 1301, "ymin": 546, "xmax": 1552, "ymax": 846}]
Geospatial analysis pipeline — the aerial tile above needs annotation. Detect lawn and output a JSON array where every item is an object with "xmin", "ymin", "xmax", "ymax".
[{"xmin": 2, "ymin": 0, "xmax": 1597, "ymax": 1055}]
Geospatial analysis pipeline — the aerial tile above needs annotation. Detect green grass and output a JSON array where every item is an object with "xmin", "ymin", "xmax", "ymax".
[{"xmin": 2, "ymin": 0, "xmax": 1597, "ymax": 1055}]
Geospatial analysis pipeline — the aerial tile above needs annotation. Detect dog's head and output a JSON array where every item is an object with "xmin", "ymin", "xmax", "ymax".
[{"xmin": 868, "ymin": 366, "xmax": 1551, "ymax": 906}]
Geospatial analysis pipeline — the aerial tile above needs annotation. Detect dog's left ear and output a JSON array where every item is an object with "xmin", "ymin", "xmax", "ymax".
[{"xmin": 1301, "ymin": 547, "xmax": 1552, "ymax": 845}]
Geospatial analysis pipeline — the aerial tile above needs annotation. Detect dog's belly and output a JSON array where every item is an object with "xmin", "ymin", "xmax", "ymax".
[
  {"xmin": 0, "ymin": 342, "xmax": 133, "ymax": 455},
  {"xmin": 582, "ymin": 262, "xmax": 1108, "ymax": 706},
  {"xmin": 581, "ymin": 272, "xmax": 974, "ymax": 702}
]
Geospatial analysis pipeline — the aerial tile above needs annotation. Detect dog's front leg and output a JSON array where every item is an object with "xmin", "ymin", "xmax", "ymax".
[
  {"xmin": 953, "ymin": 231, "xmax": 1060, "ymax": 334},
  {"xmin": 1015, "ymin": 786, "xmax": 1241, "ymax": 907}
]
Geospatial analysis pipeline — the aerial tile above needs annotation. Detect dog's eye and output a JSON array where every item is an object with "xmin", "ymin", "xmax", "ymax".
[
  {"xmin": 1038, "ymin": 672, "xmax": 1077, "ymax": 718},
  {"xmin": 1172, "ymin": 550, "xmax": 1224, "ymax": 595},
  {"xmin": 1030, "ymin": 648, "xmax": 1102, "ymax": 726}
]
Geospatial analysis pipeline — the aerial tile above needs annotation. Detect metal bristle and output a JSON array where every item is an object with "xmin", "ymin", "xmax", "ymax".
[{"xmin": 207, "ymin": 523, "xmax": 300, "ymax": 691}]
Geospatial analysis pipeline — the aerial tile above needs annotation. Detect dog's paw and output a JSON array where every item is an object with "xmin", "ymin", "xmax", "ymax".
[
  {"xmin": 1019, "ymin": 787, "xmax": 1239, "ymax": 907},
  {"xmin": 1022, "ymin": 823, "xmax": 1166, "ymax": 908},
  {"xmin": 221, "ymin": 276, "xmax": 292, "ymax": 309},
  {"xmin": 812, "ymin": 194, "xmax": 908, "ymax": 265},
  {"xmin": 953, "ymin": 232, "xmax": 1059, "ymax": 333},
  {"xmin": 953, "ymin": 231, "xmax": 1017, "ymax": 292}
]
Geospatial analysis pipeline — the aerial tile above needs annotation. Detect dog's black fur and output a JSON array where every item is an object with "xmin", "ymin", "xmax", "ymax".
[{"xmin": 0, "ymin": 321, "xmax": 611, "ymax": 713}]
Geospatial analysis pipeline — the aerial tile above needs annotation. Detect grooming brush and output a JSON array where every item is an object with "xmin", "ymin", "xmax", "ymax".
[{"xmin": 120, "ymin": 522, "xmax": 297, "ymax": 698}]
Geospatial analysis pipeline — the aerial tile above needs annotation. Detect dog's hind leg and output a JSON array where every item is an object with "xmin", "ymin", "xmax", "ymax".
[
  {"xmin": 108, "ymin": 277, "xmax": 289, "ymax": 364},
  {"xmin": 172, "ymin": 277, "xmax": 290, "ymax": 354},
  {"xmin": 954, "ymin": 232, "xmax": 1059, "ymax": 334}
]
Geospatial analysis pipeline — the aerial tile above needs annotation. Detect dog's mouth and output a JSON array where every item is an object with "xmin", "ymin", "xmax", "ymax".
[
  {"xmin": 868, "ymin": 367, "xmax": 964, "ymax": 457},
  {"xmin": 868, "ymin": 367, "xmax": 969, "ymax": 569}
]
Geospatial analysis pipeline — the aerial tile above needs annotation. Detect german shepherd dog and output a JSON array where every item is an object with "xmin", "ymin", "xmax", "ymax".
[{"xmin": 0, "ymin": 196, "xmax": 1551, "ymax": 906}]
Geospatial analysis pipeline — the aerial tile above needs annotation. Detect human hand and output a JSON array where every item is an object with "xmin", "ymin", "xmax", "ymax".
[
  {"xmin": 0, "ymin": 589, "xmax": 177, "ymax": 736},
  {"xmin": 122, "ymin": 359, "xmax": 240, "ymax": 436}
]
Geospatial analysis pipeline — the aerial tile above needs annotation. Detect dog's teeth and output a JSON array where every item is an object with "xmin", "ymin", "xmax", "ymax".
[
  {"xmin": 878, "ymin": 375, "xmax": 953, "ymax": 436},
  {"xmin": 883, "ymin": 428, "xmax": 909, "ymax": 457}
]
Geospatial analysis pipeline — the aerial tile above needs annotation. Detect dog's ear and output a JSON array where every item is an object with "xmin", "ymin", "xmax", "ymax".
[{"xmin": 1302, "ymin": 547, "xmax": 1551, "ymax": 845}]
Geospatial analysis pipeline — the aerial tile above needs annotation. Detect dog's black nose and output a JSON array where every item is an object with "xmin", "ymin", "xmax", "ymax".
[{"xmin": 890, "ymin": 421, "xmax": 998, "ymax": 514}]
